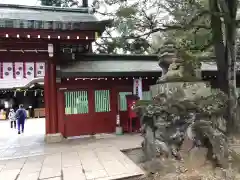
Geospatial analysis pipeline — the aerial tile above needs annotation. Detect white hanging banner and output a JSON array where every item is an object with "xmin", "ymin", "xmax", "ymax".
[
  {"xmin": 133, "ymin": 78, "xmax": 143, "ymax": 100},
  {"xmin": 14, "ymin": 62, "xmax": 24, "ymax": 79},
  {"xmin": 3, "ymin": 62, "xmax": 13, "ymax": 79},
  {"xmin": 35, "ymin": 62, "xmax": 45, "ymax": 77},
  {"xmin": 138, "ymin": 77, "xmax": 143, "ymax": 100},
  {"xmin": 0, "ymin": 62, "xmax": 2, "ymax": 79},
  {"xmin": 25, "ymin": 62, "xmax": 35, "ymax": 79}
]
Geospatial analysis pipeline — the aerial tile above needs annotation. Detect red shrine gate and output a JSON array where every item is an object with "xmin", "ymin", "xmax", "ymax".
[
  {"xmin": 0, "ymin": 4, "xmax": 110, "ymax": 138},
  {"xmin": 0, "ymin": 4, "xmax": 221, "ymax": 139}
]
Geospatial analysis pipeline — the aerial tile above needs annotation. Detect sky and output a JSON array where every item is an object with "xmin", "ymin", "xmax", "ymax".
[{"xmin": 0, "ymin": 0, "xmax": 40, "ymax": 5}]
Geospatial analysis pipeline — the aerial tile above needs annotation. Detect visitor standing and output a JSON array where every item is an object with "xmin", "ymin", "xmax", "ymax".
[
  {"xmin": 16, "ymin": 104, "xmax": 27, "ymax": 134},
  {"xmin": 8, "ymin": 108, "xmax": 16, "ymax": 129}
]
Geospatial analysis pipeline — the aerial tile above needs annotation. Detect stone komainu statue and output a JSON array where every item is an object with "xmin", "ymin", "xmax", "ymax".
[{"xmin": 157, "ymin": 41, "xmax": 200, "ymax": 83}]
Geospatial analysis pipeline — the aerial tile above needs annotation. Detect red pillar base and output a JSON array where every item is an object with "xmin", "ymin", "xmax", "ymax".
[{"xmin": 45, "ymin": 133, "xmax": 63, "ymax": 143}]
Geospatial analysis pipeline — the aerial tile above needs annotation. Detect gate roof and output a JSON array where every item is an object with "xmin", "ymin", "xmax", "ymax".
[
  {"xmin": 0, "ymin": 4, "xmax": 111, "ymax": 31},
  {"xmin": 0, "ymin": 4, "xmax": 111, "ymax": 60},
  {"xmin": 58, "ymin": 54, "xmax": 159, "ymax": 77},
  {"xmin": 58, "ymin": 54, "xmax": 237, "ymax": 77}
]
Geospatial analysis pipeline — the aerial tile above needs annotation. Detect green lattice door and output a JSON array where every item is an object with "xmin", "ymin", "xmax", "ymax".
[
  {"xmin": 64, "ymin": 90, "xmax": 89, "ymax": 115},
  {"xmin": 118, "ymin": 92, "xmax": 132, "ymax": 111},
  {"xmin": 94, "ymin": 90, "xmax": 111, "ymax": 113}
]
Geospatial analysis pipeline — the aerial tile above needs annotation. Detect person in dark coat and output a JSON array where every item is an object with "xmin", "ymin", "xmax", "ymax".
[{"xmin": 15, "ymin": 104, "xmax": 27, "ymax": 134}]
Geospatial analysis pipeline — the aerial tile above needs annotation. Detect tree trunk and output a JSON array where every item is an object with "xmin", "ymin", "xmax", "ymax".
[
  {"xmin": 209, "ymin": 0, "xmax": 228, "ymax": 93},
  {"xmin": 221, "ymin": 0, "xmax": 239, "ymax": 133},
  {"xmin": 226, "ymin": 41, "xmax": 238, "ymax": 133},
  {"xmin": 82, "ymin": 0, "xmax": 88, "ymax": 7},
  {"xmin": 210, "ymin": 0, "xmax": 239, "ymax": 133}
]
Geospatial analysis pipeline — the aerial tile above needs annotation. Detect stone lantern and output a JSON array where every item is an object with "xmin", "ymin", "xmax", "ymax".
[{"xmin": 137, "ymin": 40, "xmax": 228, "ymax": 169}]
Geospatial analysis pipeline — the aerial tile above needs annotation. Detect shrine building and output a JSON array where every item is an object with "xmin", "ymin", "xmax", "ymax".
[{"xmin": 0, "ymin": 3, "xmax": 227, "ymax": 141}]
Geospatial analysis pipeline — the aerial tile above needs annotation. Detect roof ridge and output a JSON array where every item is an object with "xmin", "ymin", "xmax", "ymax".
[
  {"xmin": 77, "ymin": 53, "xmax": 159, "ymax": 59},
  {"xmin": 0, "ymin": 3, "xmax": 90, "ymax": 13}
]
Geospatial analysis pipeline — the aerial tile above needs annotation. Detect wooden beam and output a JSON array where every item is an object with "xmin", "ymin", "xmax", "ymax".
[
  {"xmin": 0, "ymin": 38, "xmax": 93, "ymax": 47},
  {"xmin": 0, "ymin": 52, "xmax": 49, "ymax": 62},
  {"xmin": 0, "ymin": 41, "xmax": 48, "ymax": 50},
  {"xmin": 0, "ymin": 28, "xmax": 95, "ymax": 41},
  {"xmin": 56, "ymin": 71, "xmax": 162, "ymax": 78}
]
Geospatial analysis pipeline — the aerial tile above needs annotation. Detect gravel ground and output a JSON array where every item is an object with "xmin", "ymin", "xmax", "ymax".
[{"xmin": 123, "ymin": 148, "xmax": 240, "ymax": 180}]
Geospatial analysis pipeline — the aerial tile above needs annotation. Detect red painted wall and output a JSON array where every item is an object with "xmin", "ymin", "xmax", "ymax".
[{"xmin": 57, "ymin": 77, "xmax": 157, "ymax": 137}]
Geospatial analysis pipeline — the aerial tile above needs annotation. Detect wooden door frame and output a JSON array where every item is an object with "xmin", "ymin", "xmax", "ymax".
[
  {"xmin": 57, "ymin": 88, "xmax": 94, "ymax": 137},
  {"xmin": 57, "ymin": 89, "xmax": 66, "ymax": 137},
  {"xmin": 92, "ymin": 87, "xmax": 117, "ymax": 133}
]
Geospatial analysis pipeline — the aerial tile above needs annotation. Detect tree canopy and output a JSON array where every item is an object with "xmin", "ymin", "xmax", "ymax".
[
  {"xmin": 40, "ymin": 0, "xmax": 212, "ymax": 55},
  {"xmin": 92, "ymin": 0, "xmax": 214, "ymax": 55},
  {"xmin": 39, "ymin": 0, "xmax": 239, "ymax": 56}
]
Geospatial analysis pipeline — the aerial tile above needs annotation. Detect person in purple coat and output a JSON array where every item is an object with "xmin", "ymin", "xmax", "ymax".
[{"xmin": 15, "ymin": 104, "xmax": 27, "ymax": 134}]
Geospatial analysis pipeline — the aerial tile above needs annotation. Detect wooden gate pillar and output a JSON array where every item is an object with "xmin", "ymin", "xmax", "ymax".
[
  {"xmin": 44, "ymin": 44, "xmax": 62, "ymax": 142},
  {"xmin": 44, "ymin": 61, "xmax": 50, "ymax": 134},
  {"xmin": 44, "ymin": 60, "xmax": 58, "ymax": 134}
]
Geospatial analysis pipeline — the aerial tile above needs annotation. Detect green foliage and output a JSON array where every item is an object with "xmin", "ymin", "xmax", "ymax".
[
  {"xmin": 160, "ymin": 0, "xmax": 212, "ymax": 55},
  {"xmin": 93, "ymin": 0, "xmax": 162, "ymax": 54},
  {"xmin": 41, "ymin": 0, "xmax": 63, "ymax": 6},
  {"xmin": 40, "ymin": 0, "xmax": 214, "ymax": 55},
  {"xmin": 40, "ymin": 0, "xmax": 80, "ymax": 7},
  {"xmin": 94, "ymin": 0, "xmax": 215, "ymax": 55},
  {"xmin": 116, "ymin": 6, "xmax": 137, "ymax": 18}
]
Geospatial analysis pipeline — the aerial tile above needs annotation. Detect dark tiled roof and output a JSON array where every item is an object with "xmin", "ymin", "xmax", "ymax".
[
  {"xmin": 61, "ymin": 60, "xmax": 160, "ymax": 73},
  {"xmin": 58, "ymin": 54, "xmax": 160, "ymax": 77},
  {"xmin": 59, "ymin": 54, "xmax": 226, "ymax": 74},
  {"xmin": 60, "ymin": 54, "xmax": 159, "ymax": 73},
  {"xmin": 60, "ymin": 54, "xmax": 240, "ymax": 74},
  {"xmin": 0, "ymin": 4, "xmax": 111, "ymax": 30}
]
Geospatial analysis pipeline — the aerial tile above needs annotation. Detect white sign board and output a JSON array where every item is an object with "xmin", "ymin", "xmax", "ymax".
[{"xmin": 133, "ymin": 78, "xmax": 143, "ymax": 100}]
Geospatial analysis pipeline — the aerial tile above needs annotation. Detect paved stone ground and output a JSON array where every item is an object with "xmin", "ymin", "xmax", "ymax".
[
  {"xmin": 0, "ymin": 118, "xmax": 45, "ymax": 159},
  {"xmin": 0, "ymin": 119, "xmax": 144, "ymax": 180}
]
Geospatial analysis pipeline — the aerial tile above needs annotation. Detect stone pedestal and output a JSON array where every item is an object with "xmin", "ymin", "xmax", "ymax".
[
  {"xmin": 150, "ymin": 81, "xmax": 211, "ymax": 99},
  {"xmin": 143, "ymin": 126, "xmax": 156, "ymax": 161},
  {"xmin": 115, "ymin": 126, "xmax": 123, "ymax": 135},
  {"xmin": 45, "ymin": 133, "xmax": 63, "ymax": 143}
]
